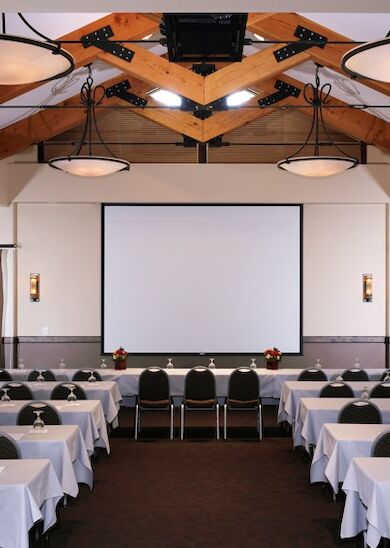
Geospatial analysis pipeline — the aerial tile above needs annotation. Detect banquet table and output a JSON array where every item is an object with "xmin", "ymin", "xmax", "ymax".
[
  {"xmin": 341, "ymin": 457, "xmax": 390, "ymax": 547},
  {"xmin": 0, "ymin": 400, "xmax": 110, "ymax": 454},
  {"xmin": 0, "ymin": 458, "xmax": 63, "ymax": 548},
  {"xmin": 278, "ymin": 381, "xmax": 380, "ymax": 423},
  {"xmin": 294, "ymin": 398, "xmax": 390, "ymax": 450},
  {"xmin": 0, "ymin": 425, "xmax": 92, "ymax": 497},
  {"xmin": 310, "ymin": 423, "xmax": 390, "ymax": 493},
  {"xmin": 0, "ymin": 380, "xmax": 121, "ymax": 424}
]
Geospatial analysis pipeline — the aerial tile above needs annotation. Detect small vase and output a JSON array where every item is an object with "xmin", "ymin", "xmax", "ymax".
[
  {"xmin": 266, "ymin": 361, "xmax": 278, "ymax": 370},
  {"xmin": 114, "ymin": 359, "xmax": 127, "ymax": 370}
]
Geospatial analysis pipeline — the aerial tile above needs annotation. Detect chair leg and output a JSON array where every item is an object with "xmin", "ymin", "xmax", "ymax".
[
  {"xmin": 216, "ymin": 403, "xmax": 220, "ymax": 440},
  {"xmin": 258, "ymin": 403, "xmax": 263, "ymax": 440},
  {"xmin": 170, "ymin": 404, "xmax": 174, "ymax": 440},
  {"xmin": 180, "ymin": 404, "xmax": 185, "ymax": 440},
  {"xmin": 224, "ymin": 404, "xmax": 227, "ymax": 439},
  {"xmin": 134, "ymin": 403, "xmax": 139, "ymax": 440}
]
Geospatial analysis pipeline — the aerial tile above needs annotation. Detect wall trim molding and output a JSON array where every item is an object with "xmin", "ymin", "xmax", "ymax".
[
  {"xmin": 303, "ymin": 336, "xmax": 385, "ymax": 343},
  {"xmin": 17, "ymin": 336, "xmax": 101, "ymax": 343}
]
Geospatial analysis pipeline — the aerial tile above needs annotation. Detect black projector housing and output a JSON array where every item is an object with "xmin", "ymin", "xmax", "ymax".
[{"xmin": 161, "ymin": 13, "xmax": 248, "ymax": 62}]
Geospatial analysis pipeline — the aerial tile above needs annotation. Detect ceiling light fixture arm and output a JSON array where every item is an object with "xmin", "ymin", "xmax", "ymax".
[{"xmin": 17, "ymin": 13, "xmax": 60, "ymax": 47}]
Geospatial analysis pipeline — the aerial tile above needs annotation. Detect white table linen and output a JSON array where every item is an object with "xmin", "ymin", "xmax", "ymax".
[
  {"xmin": 0, "ymin": 425, "xmax": 92, "ymax": 497},
  {"xmin": 294, "ymin": 398, "xmax": 390, "ymax": 450},
  {"xmin": 310, "ymin": 423, "xmax": 390, "ymax": 492},
  {"xmin": 0, "ymin": 400, "xmax": 110, "ymax": 454},
  {"xmin": 0, "ymin": 458, "xmax": 63, "ymax": 548},
  {"xmin": 341, "ymin": 457, "xmax": 390, "ymax": 547}
]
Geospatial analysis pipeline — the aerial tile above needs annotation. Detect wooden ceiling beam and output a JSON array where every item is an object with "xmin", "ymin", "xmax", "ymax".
[{"xmin": 247, "ymin": 12, "xmax": 390, "ymax": 97}]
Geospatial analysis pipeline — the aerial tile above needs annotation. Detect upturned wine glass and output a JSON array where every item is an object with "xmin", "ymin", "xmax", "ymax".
[
  {"xmin": 209, "ymin": 358, "xmax": 215, "ymax": 369},
  {"xmin": 100, "ymin": 358, "xmax": 107, "ymax": 369},
  {"xmin": 67, "ymin": 385, "xmax": 77, "ymax": 402},
  {"xmin": 0, "ymin": 388, "xmax": 10, "ymax": 402},
  {"xmin": 250, "ymin": 358, "xmax": 257, "ymax": 369},
  {"xmin": 33, "ymin": 410, "xmax": 45, "ymax": 429},
  {"xmin": 88, "ymin": 371, "xmax": 96, "ymax": 383}
]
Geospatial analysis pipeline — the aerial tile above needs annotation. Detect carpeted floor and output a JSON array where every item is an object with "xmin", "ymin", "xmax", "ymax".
[{"xmin": 44, "ymin": 407, "xmax": 363, "ymax": 548}]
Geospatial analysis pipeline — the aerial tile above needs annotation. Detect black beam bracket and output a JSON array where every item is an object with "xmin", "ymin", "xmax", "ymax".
[
  {"xmin": 181, "ymin": 96, "xmax": 228, "ymax": 119},
  {"xmin": 105, "ymin": 80, "xmax": 147, "ymax": 108},
  {"xmin": 258, "ymin": 80, "xmax": 301, "ymax": 108},
  {"xmin": 273, "ymin": 25, "xmax": 328, "ymax": 62},
  {"xmin": 81, "ymin": 25, "xmax": 135, "ymax": 62}
]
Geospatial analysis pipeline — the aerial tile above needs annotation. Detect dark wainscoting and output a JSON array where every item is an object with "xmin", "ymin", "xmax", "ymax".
[{"xmin": 3, "ymin": 336, "xmax": 387, "ymax": 370}]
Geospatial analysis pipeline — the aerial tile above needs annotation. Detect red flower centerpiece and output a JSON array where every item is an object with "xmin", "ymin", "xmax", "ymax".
[
  {"xmin": 112, "ymin": 347, "xmax": 128, "ymax": 370},
  {"xmin": 264, "ymin": 347, "xmax": 282, "ymax": 370}
]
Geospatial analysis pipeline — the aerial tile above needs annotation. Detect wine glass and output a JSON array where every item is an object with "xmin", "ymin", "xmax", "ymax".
[
  {"xmin": 384, "ymin": 370, "xmax": 390, "ymax": 382},
  {"xmin": 336, "ymin": 375, "xmax": 343, "ymax": 382},
  {"xmin": 209, "ymin": 358, "xmax": 215, "ymax": 369},
  {"xmin": 59, "ymin": 358, "xmax": 66, "ymax": 371},
  {"xmin": 250, "ymin": 358, "xmax": 257, "ymax": 369},
  {"xmin": 0, "ymin": 388, "xmax": 10, "ymax": 402},
  {"xmin": 36, "ymin": 371, "xmax": 45, "ymax": 382},
  {"xmin": 18, "ymin": 358, "xmax": 25, "ymax": 370},
  {"xmin": 33, "ymin": 410, "xmax": 45, "ymax": 430},
  {"xmin": 361, "ymin": 386, "xmax": 370, "ymax": 400},
  {"xmin": 354, "ymin": 358, "xmax": 361, "ymax": 369},
  {"xmin": 88, "ymin": 371, "xmax": 96, "ymax": 383},
  {"xmin": 100, "ymin": 358, "xmax": 107, "ymax": 369},
  {"xmin": 167, "ymin": 358, "xmax": 174, "ymax": 369},
  {"xmin": 67, "ymin": 385, "xmax": 77, "ymax": 403},
  {"xmin": 315, "ymin": 359, "xmax": 322, "ymax": 369}
]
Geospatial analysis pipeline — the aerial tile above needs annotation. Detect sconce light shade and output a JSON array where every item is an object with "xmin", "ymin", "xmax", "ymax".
[
  {"xmin": 363, "ymin": 273, "xmax": 373, "ymax": 302},
  {"xmin": 30, "ymin": 273, "xmax": 40, "ymax": 302},
  {"xmin": 341, "ymin": 37, "xmax": 390, "ymax": 83}
]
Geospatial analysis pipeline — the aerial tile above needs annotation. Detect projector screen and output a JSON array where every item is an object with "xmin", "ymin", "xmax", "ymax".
[{"xmin": 103, "ymin": 204, "xmax": 302, "ymax": 354}]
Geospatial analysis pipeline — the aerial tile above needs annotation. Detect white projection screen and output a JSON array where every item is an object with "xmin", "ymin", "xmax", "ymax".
[{"xmin": 103, "ymin": 204, "xmax": 302, "ymax": 354}]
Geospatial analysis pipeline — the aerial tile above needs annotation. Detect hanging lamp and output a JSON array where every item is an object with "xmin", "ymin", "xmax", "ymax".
[
  {"xmin": 277, "ymin": 65, "xmax": 358, "ymax": 177},
  {"xmin": 341, "ymin": 31, "xmax": 390, "ymax": 83},
  {"xmin": 49, "ymin": 69, "xmax": 130, "ymax": 177},
  {"xmin": 0, "ymin": 13, "xmax": 74, "ymax": 85}
]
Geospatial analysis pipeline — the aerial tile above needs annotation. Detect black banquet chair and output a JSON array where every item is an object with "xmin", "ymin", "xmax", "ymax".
[
  {"xmin": 297, "ymin": 368, "xmax": 327, "ymax": 382},
  {"xmin": 72, "ymin": 369, "xmax": 102, "ymax": 382},
  {"xmin": 0, "ymin": 432, "xmax": 21, "ymax": 459},
  {"xmin": 340, "ymin": 368, "xmax": 369, "ymax": 381},
  {"xmin": 370, "ymin": 382, "xmax": 390, "ymax": 398},
  {"xmin": 181, "ymin": 367, "xmax": 219, "ymax": 440},
  {"xmin": 224, "ymin": 368, "xmax": 262, "ymax": 440},
  {"xmin": 0, "ymin": 382, "xmax": 33, "ymax": 400},
  {"xmin": 50, "ymin": 383, "xmax": 86, "ymax": 400},
  {"xmin": 28, "ymin": 369, "xmax": 56, "ymax": 381},
  {"xmin": 17, "ymin": 401, "xmax": 62, "ymax": 426},
  {"xmin": 319, "ymin": 382, "xmax": 354, "ymax": 398},
  {"xmin": 135, "ymin": 368, "xmax": 173, "ymax": 440},
  {"xmin": 0, "ymin": 369, "xmax": 12, "ymax": 381},
  {"xmin": 371, "ymin": 428, "xmax": 390, "ymax": 457},
  {"xmin": 338, "ymin": 399, "xmax": 382, "ymax": 424}
]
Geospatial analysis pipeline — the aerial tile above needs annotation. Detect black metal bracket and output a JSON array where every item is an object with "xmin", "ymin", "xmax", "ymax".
[
  {"xmin": 81, "ymin": 25, "xmax": 135, "ymax": 62},
  {"xmin": 273, "ymin": 25, "xmax": 328, "ymax": 62},
  {"xmin": 192, "ymin": 63, "xmax": 217, "ymax": 76},
  {"xmin": 181, "ymin": 96, "xmax": 228, "ymax": 119},
  {"xmin": 179, "ymin": 135, "xmax": 229, "ymax": 147},
  {"xmin": 258, "ymin": 80, "xmax": 301, "ymax": 108},
  {"xmin": 105, "ymin": 80, "xmax": 147, "ymax": 108}
]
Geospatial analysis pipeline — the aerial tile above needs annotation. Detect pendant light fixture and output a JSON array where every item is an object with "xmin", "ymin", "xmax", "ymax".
[
  {"xmin": 277, "ymin": 65, "xmax": 358, "ymax": 177},
  {"xmin": 49, "ymin": 69, "xmax": 130, "ymax": 177},
  {"xmin": 0, "ymin": 13, "xmax": 74, "ymax": 85},
  {"xmin": 341, "ymin": 31, "xmax": 390, "ymax": 83}
]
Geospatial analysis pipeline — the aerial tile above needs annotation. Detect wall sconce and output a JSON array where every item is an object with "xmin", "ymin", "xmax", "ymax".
[
  {"xmin": 363, "ymin": 273, "xmax": 373, "ymax": 302},
  {"xmin": 30, "ymin": 273, "xmax": 40, "ymax": 302}
]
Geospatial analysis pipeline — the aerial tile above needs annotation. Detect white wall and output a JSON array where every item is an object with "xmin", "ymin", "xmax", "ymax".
[{"xmin": 0, "ymin": 205, "xmax": 15, "ymax": 338}]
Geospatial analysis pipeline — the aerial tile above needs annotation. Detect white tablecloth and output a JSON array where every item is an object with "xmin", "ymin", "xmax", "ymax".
[
  {"xmin": 0, "ymin": 400, "xmax": 110, "ymax": 454},
  {"xmin": 310, "ymin": 423, "xmax": 390, "ymax": 493},
  {"xmin": 0, "ymin": 380, "xmax": 121, "ymax": 424},
  {"xmin": 341, "ymin": 457, "xmax": 390, "ymax": 546},
  {"xmin": 0, "ymin": 425, "xmax": 92, "ymax": 497},
  {"xmin": 0, "ymin": 458, "xmax": 63, "ymax": 548},
  {"xmin": 294, "ymin": 398, "xmax": 390, "ymax": 450},
  {"xmin": 278, "ymin": 381, "xmax": 379, "ymax": 423}
]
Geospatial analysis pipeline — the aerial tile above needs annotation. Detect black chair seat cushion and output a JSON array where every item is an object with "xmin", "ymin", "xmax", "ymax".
[
  {"xmin": 184, "ymin": 398, "xmax": 216, "ymax": 408},
  {"xmin": 228, "ymin": 398, "xmax": 259, "ymax": 408},
  {"xmin": 139, "ymin": 398, "xmax": 171, "ymax": 408}
]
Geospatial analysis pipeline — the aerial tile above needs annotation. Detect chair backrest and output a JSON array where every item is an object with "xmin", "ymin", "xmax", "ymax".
[
  {"xmin": 371, "ymin": 429, "xmax": 390, "ymax": 457},
  {"xmin": 338, "ymin": 399, "xmax": 382, "ymax": 424},
  {"xmin": 17, "ymin": 401, "xmax": 62, "ymax": 426},
  {"xmin": 72, "ymin": 369, "xmax": 102, "ymax": 381},
  {"xmin": 0, "ymin": 369, "xmax": 12, "ymax": 381},
  {"xmin": 0, "ymin": 432, "xmax": 20, "ymax": 458},
  {"xmin": 184, "ymin": 367, "xmax": 216, "ymax": 402},
  {"xmin": 341, "ymin": 368, "xmax": 369, "ymax": 381},
  {"xmin": 319, "ymin": 382, "xmax": 354, "ymax": 398},
  {"xmin": 297, "ymin": 368, "xmax": 328, "ymax": 382},
  {"xmin": 28, "ymin": 369, "xmax": 56, "ymax": 381},
  {"xmin": 50, "ymin": 382, "xmax": 86, "ymax": 400},
  {"xmin": 370, "ymin": 382, "xmax": 390, "ymax": 398},
  {"xmin": 0, "ymin": 382, "xmax": 33, "ymax": 400},
  {"xmin": 228, "ymin": 368, "xmax": 259, "ymax": 403},
  {"xmin": 139, "ymin": 368, "xmax": 170, "ymax": 404}
]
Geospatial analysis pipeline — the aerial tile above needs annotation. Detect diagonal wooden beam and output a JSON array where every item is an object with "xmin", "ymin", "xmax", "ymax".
[
  {"xmin": 0, "ymin": 13, "xmax": 159, "ymax": 105},
  {"xmin": 247, "ymin": 12, "xmax": 390, "ymax": 97}
]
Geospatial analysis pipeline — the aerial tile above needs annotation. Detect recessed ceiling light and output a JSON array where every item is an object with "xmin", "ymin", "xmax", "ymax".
[
  {"xmin": 149, "ymin": 89, "xmax": 182, "ymax": 107},
  {"xmin": 253, "ymin": 33, "xmax": 265, "ymax": 42},
  {"xmin": 226, "ymin": 89, "xmax": 256, "ymax": 107}
]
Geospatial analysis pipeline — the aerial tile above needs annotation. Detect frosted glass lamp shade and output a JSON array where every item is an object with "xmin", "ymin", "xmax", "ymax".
[
  {"xmin": 277, "ymin": 156, "xmax": 358, "ymax": 177},
  {"xmin": 49, "ymin": 156, "xmax": 130, "ymax": 177},
  {"xmin": 0, "ymin": 34, "xmax": 74, "ymax": 85},
  {"xmin": 341, "ymin": 38, "xmax": 390, "ymax": 83}
]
